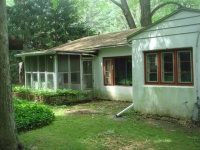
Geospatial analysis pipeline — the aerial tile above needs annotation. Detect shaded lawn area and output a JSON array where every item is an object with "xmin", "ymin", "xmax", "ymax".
[{"xmin": 19, "ymin": 101, "xmax": 200, "ymax": 150}]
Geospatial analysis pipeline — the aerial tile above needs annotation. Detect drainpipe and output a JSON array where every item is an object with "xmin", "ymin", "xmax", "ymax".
[
  {"xmin": 116, "ymin": 103, "xmax": 134, "ymax": 117},
  {"xmin": 192, "ymin": 27, "xmax": 200, "ymax": 121}
]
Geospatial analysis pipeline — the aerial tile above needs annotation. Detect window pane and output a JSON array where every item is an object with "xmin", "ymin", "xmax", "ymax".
[
  {"xmin": 104, "ymin": 59, "xmax": 112, "ymax": 84},
  {"xmin": 178, "ymin": 51, "xmax": 192, "ymax": 83},
  {"xmin": 146, "ymin": 54, "xmax": 158, "ymax": 82},
  {"xmin": 127, "ymin": 57, "xmax": 132, "ymax": 85},
  {"xmin": 161, "ymin": 52, "xmax": 174, "ymax": 82},
  {"xmin": 46, "ymin": 55, "xmax": 54, "ymax": 72},
  {"xmin": 114, "ymin": 57, "xmax": 132, "ymax": 86},
  {"xmin": 58, "ymin": 55, "xmax": 68, "ymax": 72},
  {"xmin": 114, "ymin": 58, "xmax": 125, "ymax": 85}
]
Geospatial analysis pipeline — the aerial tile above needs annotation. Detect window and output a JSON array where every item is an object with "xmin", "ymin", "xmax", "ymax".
[
  {"xmin": 103, "ymin": 56, "xmax": 132, "ymax": 86},
  {"xmin": 144, "ymin": 49, "xmax": 193, "ymax": 85}
]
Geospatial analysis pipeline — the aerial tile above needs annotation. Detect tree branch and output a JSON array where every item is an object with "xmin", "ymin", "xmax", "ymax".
[
  {"xmin": 151, "ymin": 2, "xmax": 184, "ymax": 17},
  {"xmin": 110, "ymin": 0, "xmax": 122, "ymax": 8}
]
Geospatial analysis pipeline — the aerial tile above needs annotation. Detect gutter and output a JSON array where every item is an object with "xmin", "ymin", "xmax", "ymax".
[
  {"xmin": 116, "ymin": 103, "xmax": 134, "ymax": 117},
  {"xmin": 15, "ymin": 50, "xmax": 56, "ymax": 57}
]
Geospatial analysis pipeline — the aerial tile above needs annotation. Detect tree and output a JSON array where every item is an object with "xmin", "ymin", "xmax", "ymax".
[
  {"xmin": 7, "ymin": 0, "xmax": 95, "ymax": 50},
  {"xmin": 111, "ymin": 0, "xmax": 185, "ymax": 28},
  {"xmin": 110, "ymin": 0, "xmax": 136, "ymax": 28},
  {"xmin": 0, "ymin": 0, "xmax": 19, "ymax": 149}
]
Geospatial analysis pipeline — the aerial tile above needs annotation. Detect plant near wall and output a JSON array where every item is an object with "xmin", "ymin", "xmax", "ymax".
[
  {"xmin": 12, "ymin": 86, "xmax": 92, "ymax": 105},
  {"xmin": 14, "ymin": 98, "xmax": 55, "ymax": 132}
]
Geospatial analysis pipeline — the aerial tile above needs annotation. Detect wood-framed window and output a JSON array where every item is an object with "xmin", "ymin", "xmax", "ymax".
[
  {"xmin": 103, "ymin": 56, "xmax": 132, "ymax": 86},
  {"xmin": 144, "ymin": 49, "xmax": 193, "ymax": 86}
]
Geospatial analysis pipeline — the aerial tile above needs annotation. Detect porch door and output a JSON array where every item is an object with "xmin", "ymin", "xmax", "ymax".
[{"xmin": 82, "ymin": 60, "xmax": 93, "ymax": 89}]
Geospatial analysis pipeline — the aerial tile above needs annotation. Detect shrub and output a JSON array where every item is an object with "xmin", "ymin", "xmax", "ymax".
[{"xmin": 14, "ymin": 98, "xmax": 55, "ymax": 132}]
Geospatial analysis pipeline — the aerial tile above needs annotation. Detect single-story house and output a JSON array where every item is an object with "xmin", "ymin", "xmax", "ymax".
[
  {"xmin": 16, "ymin": 8, "xmax": 200, "ymax": 120},
  {"xmin": 16, "ymin": 28, "xmax": 140, "ymax": 101},
  {"xmin": 127, "ymin": 8, "xmax": 200, "ymax": 119}
]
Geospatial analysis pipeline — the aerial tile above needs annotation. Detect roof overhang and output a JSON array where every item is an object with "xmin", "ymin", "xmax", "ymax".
[{"xmin": 15, "ymin": 50, "xmax": 97, "ymax": 57}]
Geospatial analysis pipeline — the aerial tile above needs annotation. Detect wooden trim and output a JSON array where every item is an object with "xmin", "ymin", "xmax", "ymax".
[
  {"xmin": 144, "ymin": 48, "xmax": 193, "ymax": 86},
  {"xmin": 103, "ymin": 56, "xmax": 132, "ymax": 86}
]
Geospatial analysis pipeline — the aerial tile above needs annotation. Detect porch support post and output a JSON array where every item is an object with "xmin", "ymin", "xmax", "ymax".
[
  {"xmin": 54, "ymin": 55, "xmax": 58, "ymax": 91},
  {"xmin": 80, "ymin": 55, "xmax": 83, "ymax": 90}
]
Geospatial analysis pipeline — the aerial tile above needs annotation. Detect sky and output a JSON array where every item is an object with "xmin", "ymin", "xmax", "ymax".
[{"xmin": 6, "ymin": 0, "xmax": 14, "ymax": 6}]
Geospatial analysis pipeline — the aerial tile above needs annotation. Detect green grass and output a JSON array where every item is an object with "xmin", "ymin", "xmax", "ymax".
[{"xmin": 19, "ymin": 101, "xmax": 200, "ymax": 150}]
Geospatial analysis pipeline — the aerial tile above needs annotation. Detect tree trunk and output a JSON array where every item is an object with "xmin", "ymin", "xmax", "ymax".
[
  {"xmin": 0, "ymin": 0, "xmax": 19, "ymax": 149},
  {"xmin": 140, "ymin": 0, "xmax": 152, "ymax": 27},
  {"xmin": 111, "ymin": 0, "xmax": 136, "ymax": 28},
  {"xmin": 120, "ymin": 0, "xmax": 136, "ymax": 29}
]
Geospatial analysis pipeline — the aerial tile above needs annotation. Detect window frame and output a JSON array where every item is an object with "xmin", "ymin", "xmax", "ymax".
[
  {"xmin": 144, "ymin": 48, "xmax": 193, "ymax": 86},
  {"xmin": 103, "ymin": 56, "xmax": 132, "ymax": 86}
]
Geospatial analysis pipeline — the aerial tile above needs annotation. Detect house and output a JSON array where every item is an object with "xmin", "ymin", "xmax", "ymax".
[
  {"xmin": 16, "ymin": 28, "xmax": 140, "ymax": 101},
  {"xmin": 127, "ymin": 8, "xmax": 200, "ymax": 119}
]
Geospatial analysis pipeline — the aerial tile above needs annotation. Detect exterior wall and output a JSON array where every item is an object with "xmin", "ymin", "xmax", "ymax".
[
  {"xmin": 93, "ymin": 46, "xmax": 133, "ymax": 102},
  {"xmin": 130, "ymin": 10, "xmax": 200, "ymax": 119}
]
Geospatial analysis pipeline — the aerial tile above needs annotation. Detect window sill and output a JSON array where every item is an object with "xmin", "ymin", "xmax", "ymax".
[{"xmin": 144, "ymin": 85, "xmax": 194, "ymax": 88}]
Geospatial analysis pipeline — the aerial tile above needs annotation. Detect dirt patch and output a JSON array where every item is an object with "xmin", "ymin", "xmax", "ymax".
[
  {"xmin": 96, "ymin": 133, "xmax": 153, "ymax": 150},
  {"xmin": 119, "ymin": 141, "xmax": 154, "ymax": 150},
  {"xmin": 64, "ymin": 109, "xmax": 102, "ymax": 115}
]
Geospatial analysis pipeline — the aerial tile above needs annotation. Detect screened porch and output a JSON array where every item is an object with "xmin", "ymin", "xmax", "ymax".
[{"xmin": 24, "ymin": 54, "xmax": 93, "ymax": 91}]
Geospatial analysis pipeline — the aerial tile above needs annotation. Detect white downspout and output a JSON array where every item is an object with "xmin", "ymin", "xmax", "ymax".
[
  {"xmin": 116, "ymin": 103, "xmax": 134, "ymax": 117},
  {"xmin": 195, "ymin": 28, "xmax": 200, "ymax": 103},
  {"xmin": 191, "ymin": 27, "xmax": 200, "ymax": 121}
]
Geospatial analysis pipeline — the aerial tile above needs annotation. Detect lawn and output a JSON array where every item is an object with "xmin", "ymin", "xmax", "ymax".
[{"xmin": 19, "ymin": 100, "xmax": 200, "ymax": 150}]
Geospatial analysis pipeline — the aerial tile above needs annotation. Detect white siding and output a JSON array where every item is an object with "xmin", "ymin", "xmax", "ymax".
[
  {"xmin": 131, "ymin": 10, "xmax": 200, "ymax": 119},
  {"xmin": 93, "ymin": 46, "xmax": 133, "ymax": 101}
]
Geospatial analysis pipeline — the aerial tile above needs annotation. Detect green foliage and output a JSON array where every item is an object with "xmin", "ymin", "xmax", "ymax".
[
  {"xmin": 7, "ymin": 0, "xmax": 96, "ymax": 50},
  {"xmin": 14, "ymin": 98, "xmax": 55, "ymax": 132},
  {"xmin": 13, "ymin": 85, "xmax": 31, "ymax": 93},
  {"xmin": 12, "ymin": 86, "xmax": 87, "ymax": 97}
]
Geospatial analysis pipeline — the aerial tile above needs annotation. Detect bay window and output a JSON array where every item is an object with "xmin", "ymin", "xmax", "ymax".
[{"xmin": 144, "ymin": 49, "xmax": 193, "ymax": 85}]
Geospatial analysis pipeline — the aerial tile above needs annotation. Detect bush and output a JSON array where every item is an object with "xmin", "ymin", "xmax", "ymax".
[{"xmin": 14, "ymin": 98, "xmax": 55, "ymax": 132}]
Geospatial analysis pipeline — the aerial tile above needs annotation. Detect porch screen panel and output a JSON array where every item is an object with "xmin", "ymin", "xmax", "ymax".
[
  {"xmin": 46, "ymin": 55, "xmax": 54, "ymax": 72},
  {"xmin": 39, "ymin": 73, "xmax": 45, "ymax": 89},
  {"xmin": 58, "ymin": 55, "xmax": 68, "ymax": 72},
  {"xmin": 39, "ymin": 56, "xmax": 45, "ymax": 72},
  {"xmin": 70, "ymin": 55, "xmax": 80, "ymax": 84},
  {"xmin": 26, "ymin": 73, "xmax": 31, "ymax": 88},
  {"xmin": 58, "ymin": 55, "xmax": 68, "ymax": 89},
  {"xmin": 31, "ymin": 56, "xmax": 38, "ymax": 72},
  {"xmin": 25, "ymin": 57, "xmax": 31, "ymax": 72},
  {"xmin": 47, "ymin": 74, "xmax": 54, "ymax": 90},
  {"xmin": 83, "ymin": 61, "xmax": 93, "ymax": 89},
  {"xmin": 33, "ymin": 73, "xmax": 38, "ymax": 89}
]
